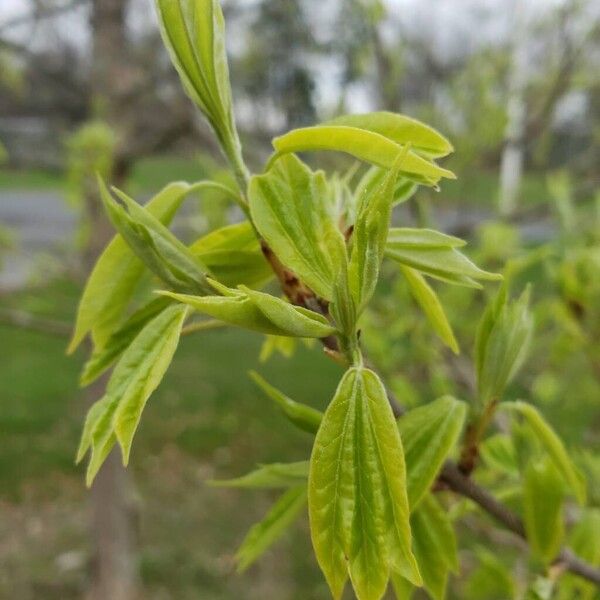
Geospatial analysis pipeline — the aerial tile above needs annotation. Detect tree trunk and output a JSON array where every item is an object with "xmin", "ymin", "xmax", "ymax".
[
  {"xmin": 85, "ymin": 2, "xmax": 138, "ymax": 599},
  {"xmin": 498, "ymin": 0, "xmax": 528, "ymax": 217}
]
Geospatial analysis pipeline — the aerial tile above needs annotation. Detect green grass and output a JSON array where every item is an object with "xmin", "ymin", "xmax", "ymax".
[
  {"xmin": 0, "ymin": 156, "xmax": 211, "ymax": 194},
  {"xmin": 0, "ymin": 277, "xmax": 340, "ymax": 599},
  {"xmin": 0, "ymin": 168, "xmax": 65, "ymax": 190}
]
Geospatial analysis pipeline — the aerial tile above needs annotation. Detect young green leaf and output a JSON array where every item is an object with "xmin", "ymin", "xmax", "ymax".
[
  {"xmin": 400, "ymin": 266, "xmax": 459, "ymax": 354},
  {"xmin": 101, "ymin": 182, "xmax": 213, "ymax": 295},
  {"xmin": 476, "ymin": 287, "xmax": 533, "ymax": 405},
  {"xmin": 272, "ymin": 126, "xmax": 455, "ymax": 185},
  {"xmin": 69, "ymin": 181, "xmax": 194, "ymax": 353},
  {"xmin": 386, "ymin": 230, "xmax": 501, "ymax": 289},
  {"xmin": 354, "ymin": 168, "xmax": 417, "ymax": 219},
  {"xmin": 502, "ymin": 401, "xmax": 586, "ymax": 504},
  {"xmin": 80, "ymin": 296, "xmax": 172, "ymax": 386},
  {"xmin": 78, "ymin": 304, "xmax": 188, "ymax": 484},
  {"xmin": 480, "ymin": 433, "xmax": 519, "ymax": 476},
  {"xmin": 557, "ymin": 509, "xmax": 600, "ymax": 600},
  {"xmin": 249, "ymin": 371, "xmax": 322, "ymax": 434},
  {"xmin": 398, "ymin": 396, "xmax": 467, "ymax": 509},
  {"xmin": 160, "ymin": 283, "xmax": 336, "ymax": 338},
  {"xmin": 523, "ymin": 459, "xmax": 565, "ymax": 564},
  {"xmin": 236, "ymin": 486, "xmax": 307, "ymax": 572},
  {"xmin": 249, "ymin": 154, "xmax": 346, "ymax": 300},
  {"xmin": 190, "ymin": 221, "xmax": 272, "ymax": 288},
  {"xmin": 210, "ymin": 461, "xmax": 309, "ymax": 489},
  {"xmin": 394, "ymin": 494, "xmax": 459, "ymax": 600},
  {"xmin": 348, "ymin": 153, "xmax": 404, "ymax": 311},
  {"xmin": 326, "ymin": 112, "xmax": 453, "ymax": 158},
  {"xmin": 390, "ymin": 572, "xmax": 415, "ymax": 600},
  {"xmin": 155, "ymin": 0, "xmax": 243, "ymax": 167},
  {"xmin": 387, "ymin": 227, "xmax": 466, "ymax": 249},
  {"xmin": 309, "ymin": 367, "xmax": 421, "ymax": 600},
  {"xmin": 259, "ymin": 335, "xmax": 297, "ymax": 362}
]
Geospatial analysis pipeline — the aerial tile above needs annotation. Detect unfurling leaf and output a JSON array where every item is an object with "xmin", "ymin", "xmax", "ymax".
[
  {"xmin": 69, "ymin": 181, "xmax": 195, "ymax": 353},
  {"xmin": 394, "ymin": 494, "xmax": 459, "ymax": 600},
  {"xmin": 348, "ymin": 152, "xmax": 404, "ymax": 311},
  {"xmin": 190, "ymin": 221, "xmax": 273, "ymax": 288},
  {"xmin": 386, "ymin": 228, "xmax": 501, "ymax": 289},
  {"xmin": 326, "ymin": 112, "xmax": 453, "ymax": 159},
  {"xmin": 160, "ymin": 282, "xmax": 336, "ymax": 338},
  {"xmin": 77, "ymin": 304, "xmax": 188, "ymax": 485},
  {"xmin": 100, "ymin": 181, "xmax": 213, "ymax": 295},
  {"xmin": 475, "ymin": 287, "xmax": 533, "ymax": 405},
  {"xmin": 236, "ymin": 486, "xmax": 307, "ymax": 572},
  {"xmin": 210, "ymin": 461, "xmax": 309, "ymax": 489},
  {"xmin": 309, "ymin": 367, "xmax": 421, "ymax": 600},
  {"xmin": 523, "ymin": 458, "xmax": 565, "ymax": 564},
  {"xmin": 249, "ymin": 371, "xmax": 322, "ymax": 434},
  {"xmin": 272, "ymin": 125, "xmax": 454, "ymax": 186},
  {"xmin": 398, "ymin": 396, "xmax": 466, "ymax": 509},
  {"xmin": 353, "ymin": 167, "xmax": 417, "ymax": 219},
  {"xmin": 155, "ymin": 0, "xmax": 243, "ymax": 165},
  {"xmin": 249, "ymin": 154, "xmax": 346, "ymax": 300},
  {"xmin": 502, "ymin": 401, "xmax": 586, "ymax": 504},
  {"xmin": 400, "ymin": 266, "xmax": 459, "ymax": 354}
]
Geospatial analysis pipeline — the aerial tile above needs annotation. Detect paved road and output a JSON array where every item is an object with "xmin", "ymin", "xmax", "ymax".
[
  {"xmin": 0, "ymin": 190, "xmax": 76, "ymax": 290},
  {"xmin": 0, "ymin": 189, "xmax": 556, "ymax": 291}
]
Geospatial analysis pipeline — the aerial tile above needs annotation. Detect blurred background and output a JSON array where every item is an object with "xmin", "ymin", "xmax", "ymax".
[{"xmin": 0, "ymin": 0, "xmax": 599, "ymax": 598}]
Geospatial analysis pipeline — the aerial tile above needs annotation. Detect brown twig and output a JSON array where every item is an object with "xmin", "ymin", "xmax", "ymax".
[
  {"xmin": 438, "ymin": 461, "xmax": 600, "ymax": 585},
  {"xmin": 232, "ymin": 139, "xmax": 600, "ymax": 589}
]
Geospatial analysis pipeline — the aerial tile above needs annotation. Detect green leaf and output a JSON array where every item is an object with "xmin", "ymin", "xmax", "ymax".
[
  {"xmin": 476, "ymin": 287, "xmax": 533, "ymax": 404},
  {"xmin": 160, "ymin": 283, "xmax": 336, "ymax": 338},
  {"xmin": 523, "ymin": 459, "xmax": 565, "ymax": 564},
  {"xmin": 502, "ymin": 401, "xmax": 586, "ymax": 504},
  {"xmin": 210, "ymin": 462, "xmax": 309, "ymax": 489},
  {"xmin": 236, "ymin": 486, "xmax": 307, "ymax": 572},
  {"xmin": 68, "ymin": 181, "xmax": 194, "ymax": 353},
  {"xmin": 354, "ymin": 168, "xmax": 417, "ymax": 218},
  {"xmin": 480, "ymin": 433, "xmax": 519, "ymax": 476},
  {"xmin": 387, "ymin": 227, "xmax": 466, "ymax": 249},
  {"xmin": 390, "ymin": 572, "xmax": 414, "ymax": 600},
  {"xmin": 395, "ymin": 494, "xmax": 459, "ymax": 600},
  {"xmin": 386, "ymin": 229, "xmax": 501, "ymax": 289},
  {"xmin": 398, "ymin": 396, "xmax": 467, "ymax": 509},
  {"xmin": 155, "ymin": 0, "xmax": 241, "ymax": 158},
  {"xmin": 464, "ymin": 547, "xmax": 515, "ymax": 600},
  {"xmin": 101, "ymin": 182, "xmax": 213, "ymax": 295},
  {"xmin": 80, "ymin": 296, "xmax": 172, "ymax": 386},
  {"xmin": 78, "ymin": 304, "xmax": 188, "ymax": 484},
  {"xmin": 249, "ymin": 154, "xmax": 346, "ymax": 300},
  {"xmin": 348, "ymin": 153, "xmax": 404, "ymax": 311},
  {"xmin": 558, "ymin": 509, "xmax": 600, "ymax": 600},
  {"xmin": 400, "ymin": 266, "xmax": 459, "ymax": 354},
  {"xmin": 249, "ymin": 371, "xmax": 322, "ymax": 434},
  {"xmin": 190, "ymin": 221, "xmax": 273, "ymax": 288},
  {"xmin": 326, "ymin": 112, "xmax": 453, "ymax": 158},
  {"xmin": 259, "ymin": 335, "xmax": 297, "ymax": 362},
  {"xmin": 272, "ymin": 126, "xmax": 455, "ymax": 185},
  {"xmin": 309, "ymin": 367, "xmax": 421, "ymax": 600}
]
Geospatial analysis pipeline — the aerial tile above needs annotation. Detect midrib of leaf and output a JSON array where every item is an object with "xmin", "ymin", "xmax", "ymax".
[
  {"xmin": 364, "ymin": 376, "xmax": 416, "ymax": 582},
  {"xmin": 282, "ymin": 165, "xmax": 334, "ymax": 282},
  {"xmin": 259, "ymin": 178, "xmax": 332, "ymax": 295},
  {"xmin": 328, "ymin": 386, "xmax": 354, "ymax": 588}
]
